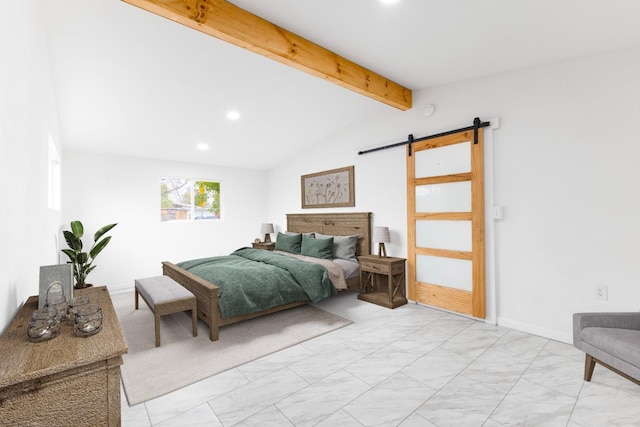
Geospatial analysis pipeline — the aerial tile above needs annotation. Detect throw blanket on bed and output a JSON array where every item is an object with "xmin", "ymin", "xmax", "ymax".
[
  {"xmin": 274, "ymin": 251, "xmax": 348, "ymax": 291},
  {"xmin": 177, "ymin": 248, "xmax": 337, "ymax": 319}
]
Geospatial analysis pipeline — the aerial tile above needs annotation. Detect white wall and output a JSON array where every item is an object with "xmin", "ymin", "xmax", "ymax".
[
  {"xmin": 268, "ymin": 47, "xmax": 640, "ymax": 343},
  {"xmin": 62, "ymin": 152, "xmax": 269, "ymax": 292},
  {"xmin": 4, "ymin": 3, "xmax": 638, "ymax": 344},
  {"xmin": 0, "ymin": 1, "xmax": 63, "ymax": 333}
]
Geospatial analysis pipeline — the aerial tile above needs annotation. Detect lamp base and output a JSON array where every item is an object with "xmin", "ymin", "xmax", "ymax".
[
  {"xmin": 378, "ymin": 242, "xmax": 387, "ymax": 258},
  {"xmin": 264, "ymin": 234, "xmax": 271, "ymax": 243}
]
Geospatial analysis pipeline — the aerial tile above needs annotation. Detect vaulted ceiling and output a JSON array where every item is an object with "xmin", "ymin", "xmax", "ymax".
[{"xmin": 43, "ymin": 1, "xmax": 640, "ymax": 169}]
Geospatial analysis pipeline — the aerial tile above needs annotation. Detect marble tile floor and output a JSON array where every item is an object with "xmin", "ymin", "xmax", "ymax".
[{"xmin": 120, "ymin": 293, "xmax": 640, "ymax": 426}]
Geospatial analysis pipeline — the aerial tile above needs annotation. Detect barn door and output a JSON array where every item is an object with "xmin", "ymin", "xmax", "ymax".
[{"xmin": 407, "ymin": 128, "xmax": 485, "ymax": 318}]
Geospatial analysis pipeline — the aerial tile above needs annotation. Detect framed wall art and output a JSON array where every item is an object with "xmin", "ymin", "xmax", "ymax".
[{"xmin": 301, "ymin": 166, "xmax": 355, "ymax": 208}]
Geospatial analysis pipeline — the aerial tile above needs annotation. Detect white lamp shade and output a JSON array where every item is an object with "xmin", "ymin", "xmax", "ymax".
[
  {"xmin": 260, "ymin": 223, "xmax": 274, "ymax": 234},
  {"xmin": 373, "ymin": 226, "xmax": 390, "ymax": 243}
]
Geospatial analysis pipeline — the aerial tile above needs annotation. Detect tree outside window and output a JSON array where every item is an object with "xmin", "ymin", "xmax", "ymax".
[{"xmin": 160, "ymin": 177, "xmax": 221, "ymax": 222}]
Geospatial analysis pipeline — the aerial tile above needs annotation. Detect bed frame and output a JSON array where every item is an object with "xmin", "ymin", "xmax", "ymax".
[{"xmin": 162, "ymin": 212, "xmax": 372, "ymax": 341}]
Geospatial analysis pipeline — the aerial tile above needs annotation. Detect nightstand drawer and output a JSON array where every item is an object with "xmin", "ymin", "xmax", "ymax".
[
  {"xmin": 252, "ymin": 242, "xmax": 275, "ymax": 251},
  {"xmin": 360, "ymin": 260, "xmax": 391, "ymax": 274}
]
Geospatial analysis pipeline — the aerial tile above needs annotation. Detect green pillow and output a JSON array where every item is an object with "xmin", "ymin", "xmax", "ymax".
[
  {"xmin": 301, "ymin": 235, "xmax": 334, "ymax": 260},
  {"xmin": 275, "ymin": 232, "xmax": 302, "ymax": 254}
]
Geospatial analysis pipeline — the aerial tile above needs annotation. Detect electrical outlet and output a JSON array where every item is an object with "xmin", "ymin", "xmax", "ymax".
[{"xmin": 595, "ymin": 285, "xmax": 608, "ymax": 301}]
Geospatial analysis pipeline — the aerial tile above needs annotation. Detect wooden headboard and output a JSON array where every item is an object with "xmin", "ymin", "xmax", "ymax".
[{"xmin": 286, "ymin": 212, "xmax": 372, "ymax": 256}]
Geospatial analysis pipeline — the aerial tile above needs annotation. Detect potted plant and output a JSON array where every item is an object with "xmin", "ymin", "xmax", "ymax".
[{"xmin": 61, "ymin": 221, "xmax": 117, "ymax": 289}]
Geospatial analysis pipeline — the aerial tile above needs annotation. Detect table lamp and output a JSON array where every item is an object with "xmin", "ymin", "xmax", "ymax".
[
  {"xmin": 261, "ymin": 223, "xmax": 274, "ymax": 243},
  {"xmin": 373, "ymin": 226, "xmax": 390, "ymax": 258}
]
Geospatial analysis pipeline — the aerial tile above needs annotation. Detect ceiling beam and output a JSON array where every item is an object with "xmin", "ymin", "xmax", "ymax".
[{"xmin": 121, "ymin": 0, "xmax": 412, "ymax": 110}]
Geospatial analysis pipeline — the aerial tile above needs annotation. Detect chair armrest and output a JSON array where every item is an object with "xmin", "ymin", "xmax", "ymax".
[{"xmin": 573, "ymin": 312, "xmax": 640, "ymax": 346}]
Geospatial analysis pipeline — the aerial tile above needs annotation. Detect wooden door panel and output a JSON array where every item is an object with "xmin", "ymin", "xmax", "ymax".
[{"xmin": 407, "ymin": 129, "xmax": 485, "ymax": 318}]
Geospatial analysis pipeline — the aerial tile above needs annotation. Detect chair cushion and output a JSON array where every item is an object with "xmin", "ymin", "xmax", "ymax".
[
  {"xmin": 581, "ymin": 327, "xmax": 640, "ymax": 369},
  {"xmin": 135, "ymin": 276, "xmax": 194, "ymax": 310}
]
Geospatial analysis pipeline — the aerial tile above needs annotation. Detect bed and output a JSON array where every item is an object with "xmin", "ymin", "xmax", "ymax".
[{"xmin": 162, "ymin": 212, "xmax": 372, "ymax": 341}]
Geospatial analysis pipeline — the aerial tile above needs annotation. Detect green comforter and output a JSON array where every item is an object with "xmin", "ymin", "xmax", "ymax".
[{"xmin": 177, "ymin": 248, "xmax": 337, "ymax": 318}]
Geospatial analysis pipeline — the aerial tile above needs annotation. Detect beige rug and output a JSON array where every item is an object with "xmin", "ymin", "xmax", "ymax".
[{"xmin": 112, "ymin": 292, "xmax": 351, "ymax": 405}]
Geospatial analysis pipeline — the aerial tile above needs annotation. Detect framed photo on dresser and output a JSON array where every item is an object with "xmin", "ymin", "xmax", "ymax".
[{"xmin": 38, "ymin": 264, "xmax": 74, "ymax": 308}]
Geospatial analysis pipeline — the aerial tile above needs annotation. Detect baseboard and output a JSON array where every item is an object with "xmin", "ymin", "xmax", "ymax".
[
  {"xmin": 497, "ymin": 316, "xmax": 572, "ymax": 344},
  {"xmin": 407, "ymin": 300, "xmax": 572, "ymax": 344},
  {"xmin": 107, "ymin": 282, "xmax": 134, "ymax": 295},
  {"xmin": 410, "ymin": 300, "xmax": 496, "ymax": 325}
]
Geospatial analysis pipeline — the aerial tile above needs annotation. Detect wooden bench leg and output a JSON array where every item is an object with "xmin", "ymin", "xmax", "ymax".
[
  {"xmin": 155, "ymin": 312, "xmax": 161, "ymax": 347},
  {"xmin": 136, "ymin": 277, "xmax": 199, "ymax": 346}
]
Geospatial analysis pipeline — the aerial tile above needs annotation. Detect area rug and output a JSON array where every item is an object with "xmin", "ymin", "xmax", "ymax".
[{"xmin": 111, "ymin": 292, "xmax": 352, "ymax": 405}]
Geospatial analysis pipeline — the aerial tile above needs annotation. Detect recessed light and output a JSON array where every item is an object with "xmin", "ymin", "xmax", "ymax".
[
  {"xmin": 196, "ymin": 143, "xmax": 209, "ymax": 151},
  {"xmin": 226, "ymin": 111, "xmax": 240, "ymax": 120}
]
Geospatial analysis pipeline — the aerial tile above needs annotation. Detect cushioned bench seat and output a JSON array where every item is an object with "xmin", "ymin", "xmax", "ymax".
[{"xmin": 135, "ymin": 275, "xmax": 197, "ymax": 347}]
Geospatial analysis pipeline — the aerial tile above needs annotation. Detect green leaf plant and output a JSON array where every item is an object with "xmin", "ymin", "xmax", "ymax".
[{"xmin": 61, "ymin": 221, "xmax": 117, "ymax": 289}]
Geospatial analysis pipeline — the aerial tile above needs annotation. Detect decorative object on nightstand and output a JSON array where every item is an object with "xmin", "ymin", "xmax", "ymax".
[
  {"xmin": 357, "ymin": 255, "xmax": 407, "ymax": 309},
  {"xmin": 261, "ymin": 223, "xmax": 274, "ymax": 243},
  {"xmin": 373, "ymin": 226, "xmax": 390, "ymax": 258}
]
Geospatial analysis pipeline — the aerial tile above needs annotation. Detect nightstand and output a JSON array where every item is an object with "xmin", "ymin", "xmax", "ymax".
[
  {"xmin": 357, "ymin": 255, "xmax": 407, "ymax": 309},
  {"xmin": 252, "ymin": 241, "xmax": 275, "ymax": 251}
]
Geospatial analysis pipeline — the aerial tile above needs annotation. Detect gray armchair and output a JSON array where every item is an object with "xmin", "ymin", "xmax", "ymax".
[{"xmin": 573, "ymin": 312, "xmax": 640, "ymax": 385}]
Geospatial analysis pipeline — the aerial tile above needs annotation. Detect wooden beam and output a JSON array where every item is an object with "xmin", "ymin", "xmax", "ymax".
[{"xmin": 121, "ymin": 0, "xmax": 412, "ymax": 110}]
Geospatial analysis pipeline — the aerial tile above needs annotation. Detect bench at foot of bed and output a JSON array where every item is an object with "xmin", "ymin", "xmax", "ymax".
[{"xmin": 135, "ymin": 275, "xmax": 198, "ymax": 347}]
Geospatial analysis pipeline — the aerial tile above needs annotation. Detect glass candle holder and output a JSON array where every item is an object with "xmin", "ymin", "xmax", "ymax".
[
  {"xmin": 74, "ymin": 303, "xmax": 103, "ymax": 337},
  {"xmin": 50, "ymin": 300, "xmax": 68, "ymax": 322},
  {"xmin": 67, "ymin": 295, "xmax": 90, "ymax": 325},
  {"xmin": 28, "ymin": 307, "xmax": 60, "ymax": 342}
]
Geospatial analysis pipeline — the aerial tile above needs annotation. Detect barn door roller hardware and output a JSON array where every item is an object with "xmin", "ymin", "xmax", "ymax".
[{"xmin": 358, "ymin": 117, "xmax": 490, "ymax": 156}]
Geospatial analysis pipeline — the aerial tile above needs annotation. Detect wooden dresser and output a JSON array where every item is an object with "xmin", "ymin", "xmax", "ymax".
[{"xmin": 0, "ymin": 286, "xmax": 128, "ymax": 426}]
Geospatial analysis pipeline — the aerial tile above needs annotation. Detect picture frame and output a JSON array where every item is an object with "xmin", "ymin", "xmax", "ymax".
[
  {"xmin": 39, "ymin": 264, "xmax": 74, "ymax": 308},
  {"xmin": 301, "ymin": 165, "xmax": 355, "ymax": 208}
]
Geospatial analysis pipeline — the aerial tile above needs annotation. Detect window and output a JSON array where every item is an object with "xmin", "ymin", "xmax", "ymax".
[{"xmin": 160, "ymin": 177, "xmax": 221, "ymax": 222}]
